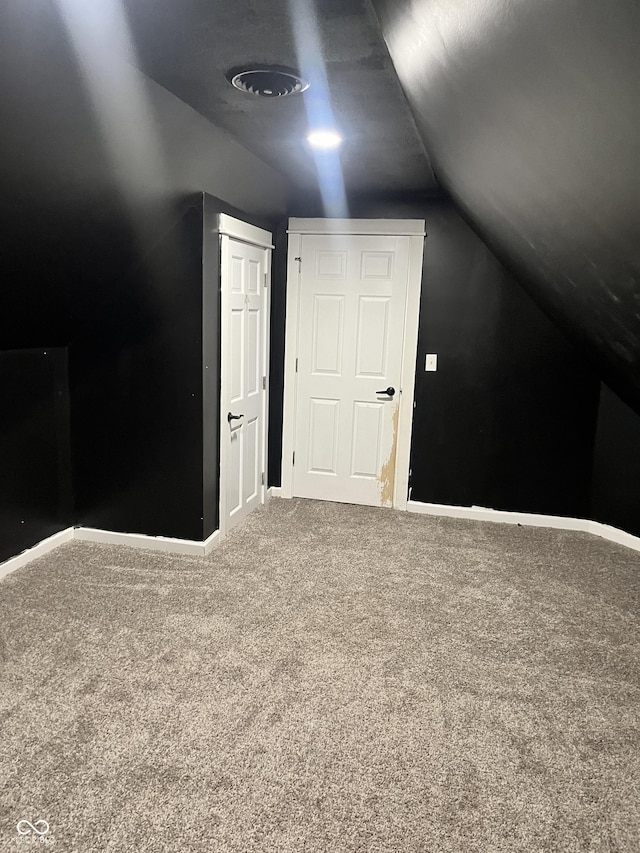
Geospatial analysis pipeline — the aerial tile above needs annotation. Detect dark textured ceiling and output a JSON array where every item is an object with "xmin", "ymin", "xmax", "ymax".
[
  {"xmin": 119, "ymin": 0, "xmax": 436, "ymax": 194},
  {"xmin": 120, "ymin": 0, "xmax": 640, "ymax": 411},
  {"xmin": 372, "ymin": 0, "xmax": 640, "ymax": 413}
]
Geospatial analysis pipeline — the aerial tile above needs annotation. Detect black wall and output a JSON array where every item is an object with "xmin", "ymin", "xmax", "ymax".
[
  {"xmin": 591, "ymin": 385, "xmax": 640, "ymax": 538},
  {"xmin": 371, "ymin": 0, "xmax": 640, "ymax": 414},
  {"xmin": 274, "ymin": 196, "xmax": 600, "ymax": 519},
  {"xmin": 0, "ymin": 350, "xmax": 72, "ymax": 563},
  {"xmin": 0, "ymin": 0, "xmax": 291, "ymax": 546},
  {"xmin": 409, "ymin": 201, "xmax": 599, "ymax": 516},
  {"xmin": 68, "ymin": 197, "xmax": 207, "ymax": 539},
  {"xmin": 268, "ymin": 220, "xmax": 290, "ymax": 488}
]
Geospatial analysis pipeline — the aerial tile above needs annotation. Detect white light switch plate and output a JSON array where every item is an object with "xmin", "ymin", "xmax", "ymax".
[{"xmin": 425, "ymin": 353, "xmax": 438, "ymax": 372}]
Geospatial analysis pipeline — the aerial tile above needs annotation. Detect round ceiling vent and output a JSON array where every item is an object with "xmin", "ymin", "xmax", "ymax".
[{"xmin": 227, "ymin": 66, "xmax": 309, "ymax": 98}]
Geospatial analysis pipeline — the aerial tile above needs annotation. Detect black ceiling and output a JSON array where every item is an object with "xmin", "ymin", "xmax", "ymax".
[
  {"xmin": 372, "ymin": 0, "xmax": 640, "ymax": 412},
  {"xmin": 119, "ymin": 0, "xmax": 436, "ymax": 194},
  {"xmin": 120, "ymin": 0, "xmax": 640, "ymax": 411}
]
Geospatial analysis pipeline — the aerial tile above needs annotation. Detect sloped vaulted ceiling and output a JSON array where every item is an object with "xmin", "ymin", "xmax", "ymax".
[{"xmin": 370, "ymin": 0, "xmax": 640, "ymax": 411}]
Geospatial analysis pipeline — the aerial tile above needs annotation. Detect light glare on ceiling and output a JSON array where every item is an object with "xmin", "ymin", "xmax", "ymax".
[{"xmin": 307, "ymin": 130, "xmax": 342, "ymax": 149}]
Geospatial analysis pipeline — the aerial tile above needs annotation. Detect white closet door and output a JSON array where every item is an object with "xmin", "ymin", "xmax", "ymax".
[
  {"xmin": 221, "ymin": 235, "xmax": 269, "ymax": 532},
  {"xmin": 293, "ymin": 234, "xmax": 410, "ymax": 507}
]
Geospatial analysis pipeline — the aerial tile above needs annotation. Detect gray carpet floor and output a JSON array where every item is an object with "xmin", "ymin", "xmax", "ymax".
[{"xmin": 1, "ymin": 498, "xmax": 639, "ymax": 852}]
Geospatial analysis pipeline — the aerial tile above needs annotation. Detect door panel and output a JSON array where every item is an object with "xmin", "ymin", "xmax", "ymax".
[
  {"xmin": 228, "ymin": 425, "xmax": 241, "ymax": 515},
  {"xmin": 308, "ymin": 398, "xmax": 340, "ymax": 474},
  {"xmin": 243, "ymin": 416, "xmax": 259, "ymax": 502},
  {"xmin": 312, "ymin": 295, "xmax": 344, "ymax": 375},
  {"xmin": 293, "ymin": 234, "xmax": 410, "ymax": 506},
  {"xmin": 351, "ymin": 402, "xmax": 385, "ymax": 478},
  {"xmin": 246, "ymin": 309, "xmax": 260, "ymax": 395},
  {"xmin": 230, "ymin": 310, "xmax": 243, "ymax": 400},
  {"xmin": 356, "ymin": 297, "xmax": 389, "ymax": 377}
]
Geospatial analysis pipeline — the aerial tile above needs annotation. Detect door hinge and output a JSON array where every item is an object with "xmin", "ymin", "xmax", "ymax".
[
  {"xmin": 261, "ymin": 472, "xmax": 265, "ymax": 486},
  {"xmin": 262, "ymin": 375, "xmax": 266, "ymax": 390},
  {"xmin": 292, "ymin": 452, "xmax": 295, "ymax": 466},
  {"xmin": 264, "ymin": 272, "xmax": 268, "ymax": 288},
  {"xmin": 295, "ymin": 358, "xmax": 298, "ymax": 373}
]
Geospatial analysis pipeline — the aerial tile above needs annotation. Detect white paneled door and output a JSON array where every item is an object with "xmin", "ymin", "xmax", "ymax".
[
  {"xmin": 293, "ymin": 234, "xmax": 411, "ymax": 507},
  {"xmin": 221, "ymin": 232, "xmax": 270, "ymax": 534}
]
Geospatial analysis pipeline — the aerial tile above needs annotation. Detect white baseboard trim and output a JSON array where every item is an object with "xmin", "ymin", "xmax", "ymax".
[
  {"xmin": 203, "ymin": 529, "xmax": 221, "ymax": 555},
  {"xmin": 588, "ymin": 520, "xmax": 640, "ymax": 553},
  {"xmin": 267, "ymin": 486, "xmax": 282, "ymax": 498},
  {"xmin": 407, "ymin": 500, "xmax": 591, "ymax": 531},
  {"xmin": 3, "ymin": 503, "xmax": 639, "ymax": 583},
  {"xmin": 75, "ymin": 526, "xmax": 220, "ymax": 557},
  {"xmin": 407, "ymin": 501, "xmax": 640, "ymax": 553},
  {"xmin": 1, "ymin": 524, "xmax": 222, "ymax": 583},
  {"xmin": 0, "ymin": 527, "xmax": 75, "ymax": 582}
]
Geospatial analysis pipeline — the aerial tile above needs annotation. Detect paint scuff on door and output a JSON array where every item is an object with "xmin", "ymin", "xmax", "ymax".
[{"xmin": 378, "ymin": 403, "xmax": 399, "ymax": 507}]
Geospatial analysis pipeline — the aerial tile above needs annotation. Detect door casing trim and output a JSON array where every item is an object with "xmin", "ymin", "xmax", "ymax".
[
  {"xmin": 219, "ymin": 213, "xmax": 274, "ymax": 249},
  {"xmin": 287, "ymin": 218, "xmax": 426, "ymax": 237},
  {"xmin": 281, "ymin": 218, "xmax": 425, "ymax": 510},
  {"xmin": 219, "ymin": 215, "xmax": 272, "ymax": 541}
]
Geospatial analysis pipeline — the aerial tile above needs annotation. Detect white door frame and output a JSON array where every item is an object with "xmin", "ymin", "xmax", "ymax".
[
  {"xmin": 281, "ymin": 218, "xmax": 425, "ymax": 511},
  {"xmin": 218, "ymin": 213, "xmax": 273, "ymax": 540}
]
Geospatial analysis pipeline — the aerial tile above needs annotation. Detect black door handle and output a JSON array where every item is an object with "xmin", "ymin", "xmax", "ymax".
[
  {"xmin": 227, "ymin": 412, "xmax": 244, "ymax": 422},
  {"xmin": 376, "ymin": 386, "xmax": 395, "ymax": 397}
]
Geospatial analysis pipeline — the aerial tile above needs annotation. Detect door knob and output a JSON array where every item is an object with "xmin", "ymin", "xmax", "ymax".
[
  {"xmin": 376, "ymin": 386, "xmax": 395, "ymax": 397},
  {"xmin": 227, "ymin": 412, "xmax": 244, "ymax": 422}
]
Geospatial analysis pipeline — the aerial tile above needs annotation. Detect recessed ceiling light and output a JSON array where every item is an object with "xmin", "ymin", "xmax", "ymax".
[{"xmin": 307, "ymin": 130, "xmax": 343, "ymax": 150}]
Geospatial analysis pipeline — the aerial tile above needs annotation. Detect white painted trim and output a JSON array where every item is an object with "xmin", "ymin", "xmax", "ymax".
[
  {"xmin": 0, "ymin": 526, "xmax": 221, "ymax": 576},
  {"xmin": 0, "ymin": 527, "xmax": 74, "ymax": 582},
  {"xmin": 203, "ymin": 529, "xmax": 221, "ymax": 555},
  {"xmin": 267, "ymin": 486, "xmax": 282, "ymax": 498},
  {"xmin": 287, "ymin": 218, "xmax": 426, "ymax": 237},
  {"xmin": 407, "ymin": 501, "xmax": 591, "ymax": 531},
  {"xmin": 393, "ymin": 234, "xmax": 425, "ymax": 511},
  {"xmin": 219, "ymin": 231, "xmax": 230, "ymax": 540},
  {"xmin": 406, "ymin": 501, "xmax": 640, "ymax": 553},
  {"xmin": 589, "ymin": 520, "xmax": 640, "ymax": 553},
  {"xmin": 218, "ymin": 213, "xmax": 274, "ymax": 249},
  {"xmin": 281, "ymin": 232, "xmax": 302, "ymax": 500},
  {"xmin": 262, "ymin": 245, "xmax": 272, "ymax": 511},
  {"xmin": 1, "ymin": 507, "xmax": 639, "ymax": 583},
  {"xmin": 281, "ymin": 221, "xmax": 424, "ymax": 510},
  {"xmin": 75, "ymin": 527, "xmax": 220, "ymax": 556}
]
